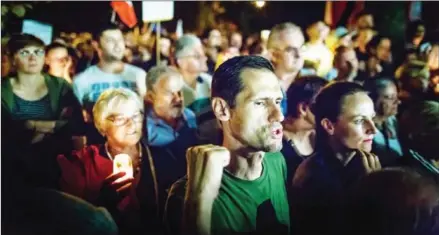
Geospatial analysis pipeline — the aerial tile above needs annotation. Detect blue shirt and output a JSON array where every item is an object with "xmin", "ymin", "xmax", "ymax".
[{"xmin": 146, "ymin": 108, "xmax": 197, "ymax": 147}]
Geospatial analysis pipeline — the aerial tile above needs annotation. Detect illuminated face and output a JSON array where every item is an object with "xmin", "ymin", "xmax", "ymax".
[
  {"xmin": 149, "ymin": 73, "xmax": 185, "ymax": 121},
  {"xmin": 178, "ymin": 43, "xmax": 208, "ymax": 74},
  {"xmin": 14, "ymin": 46, "xmax": 45, "ymax": 74},
  {"xmin": 375, "ymin": 82, "xmax": 400, "ymax": 117},
  {"xmin": 325, "ymin": 92, "xmax": 377, "ymax": 152},
  {"xmin": 271, "ymin": 30, "xmax": 305, "ymax": 73},
  {"xmin": 228, "ymin": 68, "xmax": 284, "ymax": 152},
  {"xmin": 99, "ymin": 29, "xmax": 126, "ymax": 61},
  {"xmin": 46, "ymin": 47, "xmax": 70, "ymax": 75},
  {"xmin": 104, "ymin": 100, "xmax": 143, "ymax": 147}
]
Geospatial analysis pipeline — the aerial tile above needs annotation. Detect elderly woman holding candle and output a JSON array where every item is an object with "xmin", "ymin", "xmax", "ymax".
[{"xmin": 57, "ymin": 88, "xmax": 160, "ymax": 234}]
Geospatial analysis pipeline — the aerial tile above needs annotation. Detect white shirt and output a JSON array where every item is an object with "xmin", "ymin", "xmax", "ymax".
[{"xmin": 73, "ymin": 64, "xmax": 146, "ymax": 106}]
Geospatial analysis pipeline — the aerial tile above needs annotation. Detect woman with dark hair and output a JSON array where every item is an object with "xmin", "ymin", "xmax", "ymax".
[
  {"xmin": 1, "ymin": 33, "xmax": 85, "ymax": 189},
  {"xmin": 291, "ymin": 82, "xmax": 381, "ymax": 235},
  {"xmin": 347, "ymin": 168, "xmax": 439, "ymax": 235},
  {"xmin": 363, "ymin": 77, "xmax": 403, "ymax": 166}
]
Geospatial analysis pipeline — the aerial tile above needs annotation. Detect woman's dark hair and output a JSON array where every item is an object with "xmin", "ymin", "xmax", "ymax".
[
  {"xmin": 286, "ymin": 76, "xmax": 328, "ymax": 118},
  {"xmin": 7, "ymin": 33, "xmax": 45, "ymax": 56},
  {"xmin": 347, "ymin": 168, "xmax": 439, "ymax": 235},
  {"xmin": 312, "ymin": 82, "xmax": 367, "ymax": 148},
  {"xmin": 363, "ymin": 76, "xmax": 398, "ymax": 103}
]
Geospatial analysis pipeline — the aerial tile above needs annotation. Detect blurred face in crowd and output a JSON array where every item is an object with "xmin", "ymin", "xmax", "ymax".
[
  {"xmin": 177, "ymin": 42, "xmax": 208, "ymax": 74},
  {"xmin": 46, "ymin": 47, "xmax": 70, "ymax": 75},
  {"xmin": 307, "ymin": 21, "xmax": 330, "ymax": 42},
  {"xmin": 77, "ymin": 41, "xmax": 95, "ymax": 59},
  {"xmin": 208, "ymin": 29, "xmax": 222, "ymax": 48},
  {"xmin": 322, "ymin": 92, "xmax": 377, "ymax": 152},
  {"xmin": 159, "ymin": 38, "xmax": 171, "ymax": 57},
  {"xmin": 375, "ymin": 82, "xmax": 400, "ymax": 118},
  {"xmin": 230, "ymin": 32, "xmax": 243, "ymax": 49},
  {"xmin": 105, "ymin": 99, "xmax": 143, "ymax": 147},
  {"xmin": 223, "ymin": 69, "xmax": 284, "ymax": 152},
  {"xmin": 14, "ymin": 45, "xmax": 46, "ymax": 74},
  {"xmin": 376, "ymin": 38, "xmax": 392, "ymax": 63},
  {"xmin": 356, "ymin": 14, "xmax": 374, "ymax": 30},
  {"xmin": 124, "ymin": 31, "xmax": 137, "ymax": 49},
  {"xmin": 98, "ymin": 29, "xmax": 126, "ymax": 62},
  {"xmin": 271, "ymin": 29, "xmax": 305, "ymax": 73},
  {"xmin": 148, "ymin": 72, "xmax": 185, "ymax": 122},
  {"xmin": 1, "ymin": 52, "xmax": 11, "ymax": 77},
  {"xmin": 335, "ymin": 48, "xmax": 359, "ymax": 81}
]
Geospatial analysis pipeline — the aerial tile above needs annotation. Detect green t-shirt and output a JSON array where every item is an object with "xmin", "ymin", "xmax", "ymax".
[
  {"xmin": 165, "ymin": 151, "xmax": 290, "ymax": 235},
  {"xmin": 211, "ymin": 151, "xmax": 290, "ymax": 235}
]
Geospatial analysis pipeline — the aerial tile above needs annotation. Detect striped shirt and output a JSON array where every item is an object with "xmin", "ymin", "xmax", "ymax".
[{"xmin": 12, "ymin": 94, "xmax": 54, "ymax": 120}]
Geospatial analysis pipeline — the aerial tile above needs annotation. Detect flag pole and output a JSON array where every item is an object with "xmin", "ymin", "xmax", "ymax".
[
  {"xmin": 156, "ymin": 21, "xmax": 161, "ymax": 65},
  {"xmin": 111, "ymin": 10, "xmax": 116, "ymax": 23}
]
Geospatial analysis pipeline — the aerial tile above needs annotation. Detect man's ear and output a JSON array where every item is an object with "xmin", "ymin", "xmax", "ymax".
[
  {"xmin": 212, "ymin": 97, "xmax": 230, "ymax": 122},
  {"xmin": 297, "ymin": 102, "xmax": 308, "ymax": 118},
  {"xmin": 321, "ymin": 118, "xmax": 335, "ymax": 136},
  {"xmin": 145, "ymin": 91, "xmax": 154, "ymax": 104},
  {"xmin": 267, "ymin": 50, "xmax": 277, "ymax": 65}
]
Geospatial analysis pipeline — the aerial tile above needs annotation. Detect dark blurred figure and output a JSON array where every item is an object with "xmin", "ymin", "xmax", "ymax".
[
  {"xmin": 347, "ymin": 168, "xmax": 439, "ymax": 235},
  {"xmin": 282, "ymin": 76, "xmax": 328, "ymax": 184},
  {"xmin": 75, "ymin": 39, "xmax": 98, "ymax": 74},
  {"xmin": 327, "ymin": 46, "xmax": 360, "ymax": 82},
  {"xmin": 399, "ymin": 100, "xmax": 439, "ymax": 183},
  {"xmin": 202, "ymin": 28, "xmax": 222, "ymax": 75},
  {"xmin": 363, "ymin": 35, "xmax": 395, "ymax": 79}
]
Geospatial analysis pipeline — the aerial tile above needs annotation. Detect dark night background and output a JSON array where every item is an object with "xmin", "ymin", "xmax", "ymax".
[{"xmin": 2, "ymin": 1, "xmax": 439, "ymax": 47}]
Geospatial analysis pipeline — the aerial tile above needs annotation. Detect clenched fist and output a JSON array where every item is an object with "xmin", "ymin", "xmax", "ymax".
[{"xmin": 186, "ymin": 144, "xmax": 231, "ymax": 201}]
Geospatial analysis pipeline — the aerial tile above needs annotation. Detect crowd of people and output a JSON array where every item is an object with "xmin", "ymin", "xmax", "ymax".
[{"xmin": 1, "ymin": 9, "xmax": 439, "ymax": 235}]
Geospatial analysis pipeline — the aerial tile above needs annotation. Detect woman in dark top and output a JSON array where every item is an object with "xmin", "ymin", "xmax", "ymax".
[
  {"xmin": 1, "ymin": 34, "xmax": 85, "ymax": 189},
  {"xmin": 291, "ymin": 82, "xmax": 382, "ymax": 235},
  {"xmin": 281, "ymin": 76, "xmax": 328, "ymax": 184}
]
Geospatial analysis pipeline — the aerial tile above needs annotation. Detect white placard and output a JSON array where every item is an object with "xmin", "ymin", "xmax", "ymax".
[
  {"xmin": 22, "ymin": 19, "xmax": 53, "ymax": 45},
  {"xmin": 142, "ymin": 1, "xmax": 174, "ymax": 22}
]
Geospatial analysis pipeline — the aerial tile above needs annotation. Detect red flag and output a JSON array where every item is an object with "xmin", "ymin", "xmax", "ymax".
[
  {"xmin": 347, "ymin": 1, "xmax": 365, "ymax": 28},
  {"xmin": 325, "ymin": 1, "xmax": 348, "ymax": 28},
  {"xmin": 111, "ymin": 1, "xmax": 138, "ymax": 28}
]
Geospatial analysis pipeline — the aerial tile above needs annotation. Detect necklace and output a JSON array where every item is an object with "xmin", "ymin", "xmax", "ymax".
[{"xmin": 105, "ymin": 142, "xmax": 143, "ymax": 173}]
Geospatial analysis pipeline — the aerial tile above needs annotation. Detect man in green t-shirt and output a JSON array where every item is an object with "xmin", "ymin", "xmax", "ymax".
[{"xmin": 165, "ymin": 55, "xmax": 290, "ymax": 235}]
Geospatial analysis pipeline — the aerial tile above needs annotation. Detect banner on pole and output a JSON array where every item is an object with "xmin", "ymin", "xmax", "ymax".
[{"xmin": 142, "ymin": 1, "xmax": 174, "ymax": 22}]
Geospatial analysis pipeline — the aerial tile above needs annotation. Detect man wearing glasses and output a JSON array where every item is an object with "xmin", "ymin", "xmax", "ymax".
[{"xmin": 174, "ymin": 34, "xmax": 212, "ymax": 115}]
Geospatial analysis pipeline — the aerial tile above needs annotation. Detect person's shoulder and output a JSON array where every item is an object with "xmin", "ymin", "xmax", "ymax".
[
  {"xmin": 73, "ymin": 65, "xmax": 98, "ymax": 83},
  {"xmin": 125, "ymin": 63, "xmax": 147, "ymax": 75},
  {"xmin": 58, "ymin": 145, "xmax": 102, "ymax": 163},
  {"xmin": 292, "ymin": 153, "xmax": 322, "ymax": 185},
  {"xmin": 199, "ymin": 72, "xmax": 212, "ymax": 83},
  {"xmin": 168, "ymin": 176, "xmax": 188, "ymax": 198}
]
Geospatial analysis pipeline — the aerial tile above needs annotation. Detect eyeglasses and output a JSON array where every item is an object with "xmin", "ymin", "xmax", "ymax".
[
  {"xmin": 276, "ymin": 46, "xmax": 304, "ymax": 56},
  {"xmin": 178, "ymin": 54, "xmax": 206, "ymax": 60},
  {"xmin": 18, "ymin": 49, "xmax": 45, "ymax": 58},
  {"xmin": 107, "ymin": 112, "xmax": 144, "ymax": 126}
]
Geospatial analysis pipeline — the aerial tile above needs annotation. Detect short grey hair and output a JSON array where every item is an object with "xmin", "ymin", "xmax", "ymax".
[
  {"xmin": 267, "ymin": 22, "xmax": 304, "ymax": 50},
  {"xmin": 146, "ymin": 65, "xmax": 182, "ymax": 92},
  {"xmin": 174, "ymin": 34, "xmax": 202, "ymax": 58},
  {"xmin": 93, "ymin": 88, "xmax": 144, "ymax": 136}
]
